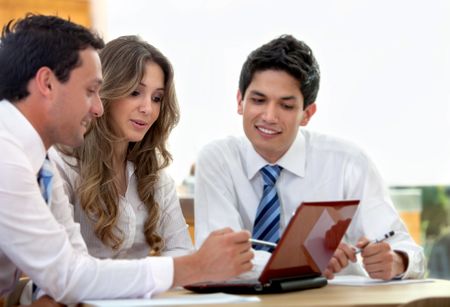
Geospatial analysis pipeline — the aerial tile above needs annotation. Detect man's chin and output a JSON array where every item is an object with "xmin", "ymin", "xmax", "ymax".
[{"xmin": 62, "ymin": 136, "xmax": 85, "ymax": 148}]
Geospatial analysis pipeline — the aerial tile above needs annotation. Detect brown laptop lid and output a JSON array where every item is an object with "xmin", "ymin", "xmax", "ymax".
[{"xmin": 259, "ymin": 200, "xmax": 360, "ymax": 284}]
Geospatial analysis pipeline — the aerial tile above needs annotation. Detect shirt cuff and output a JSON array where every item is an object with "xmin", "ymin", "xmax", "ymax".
[
  {"xmin": 146, "ymin": 256, "xmax": 174, "ymax": 297},
  {"xmin": 393, "ymin": 249, "xmax": 410, "ymax": 279}
]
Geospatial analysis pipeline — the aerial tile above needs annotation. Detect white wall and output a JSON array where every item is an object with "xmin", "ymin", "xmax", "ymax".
[{"xmin": 92, "ymin": 0, "xmax": 450, "ymax": 186}]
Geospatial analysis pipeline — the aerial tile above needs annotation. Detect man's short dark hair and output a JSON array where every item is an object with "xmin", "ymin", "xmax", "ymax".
[
  {"xmin": 0, "ymin": 14, "xmax": 104, "ymax": 102},
  {"xmin": 238, "ymin": 35, "xmax": 320, "ymax": 109}
]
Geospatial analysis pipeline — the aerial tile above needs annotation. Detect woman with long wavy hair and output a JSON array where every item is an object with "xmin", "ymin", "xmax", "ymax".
[{"xmin": 50, "ymin": 35, "xmax": 193, "ymax": 258}]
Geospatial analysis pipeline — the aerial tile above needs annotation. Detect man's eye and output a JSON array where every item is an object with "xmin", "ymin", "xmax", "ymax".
[
  {"xmin": 282, "ymin": 104, "xmax": 294, "ymax": 110},
  {"xmin": 251, "ymin": 98, "xmax": 264, "ymax": 103}
]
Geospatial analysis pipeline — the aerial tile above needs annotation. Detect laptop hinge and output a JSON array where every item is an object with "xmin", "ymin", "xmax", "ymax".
[{"xmin": 268, "ymin": 275, "xmax": 327, "ymax": 292}]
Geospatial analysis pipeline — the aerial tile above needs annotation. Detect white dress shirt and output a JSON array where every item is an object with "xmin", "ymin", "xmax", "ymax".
[
  {"xmin": 49, "ymin": 150, "xmax": 194, "ymax": 259},
  {"xmin": 0, "ymin": 100, "xmax": 173, "ymax": 303},
  {"xmin": 194, "ymin": 131, "xmax": 425, "ymax": 279}
]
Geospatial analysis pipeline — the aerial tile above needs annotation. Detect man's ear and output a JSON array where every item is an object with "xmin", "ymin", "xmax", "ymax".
[
  {"xmin": 34, "ymin": 67, "xmax": 54, "ymax": 98},
  {"xmin": 300, "ymin": 103, "xmax": 317, "ymax": 126},
  {"xmin": 237, "ymin": 90, "xmax": 244, "ymax": 115}
]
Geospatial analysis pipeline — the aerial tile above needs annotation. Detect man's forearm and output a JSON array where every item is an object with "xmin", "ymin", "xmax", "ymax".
[{"xmin": 19, "ymin": 295, "xmax": 65, "ymax": 307}]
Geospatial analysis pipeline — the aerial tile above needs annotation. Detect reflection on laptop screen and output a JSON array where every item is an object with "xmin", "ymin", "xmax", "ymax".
[{"xmin": 259, "ymin": 200, "xmax": 359, "ymax": 284}]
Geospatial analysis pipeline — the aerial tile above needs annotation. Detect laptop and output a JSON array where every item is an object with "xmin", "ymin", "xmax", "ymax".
[{"xmin": 185, "ymin": 200, "xmax": 360, "ymax": 294}]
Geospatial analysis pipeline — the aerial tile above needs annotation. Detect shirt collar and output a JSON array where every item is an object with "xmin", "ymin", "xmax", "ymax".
[
  {"xmin": 243, "ymin": 131, "xmax": 306, "ymax": 180},
  {"xmin": 0, "ymin": 100, "xmax": 46, "ymax": 175}
]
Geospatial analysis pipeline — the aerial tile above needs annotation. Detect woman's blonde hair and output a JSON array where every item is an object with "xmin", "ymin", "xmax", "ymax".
[{"xmin": 62, "ymin": 35, "xmax": 179, "ymax": 254}]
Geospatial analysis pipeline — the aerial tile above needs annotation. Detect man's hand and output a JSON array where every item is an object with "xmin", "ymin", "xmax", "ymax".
[
  {"xmin": 172, "ymin": 228, "xmax": 254, "ymax": 287},
  {"xmin": 356, "ymin": 237, "xmax": 407, "ymax": 280},
  {"xmin": 323, "ymin": 242, "xmax": 357, "ymax": 279},
  {"xmin": 17, "ymin": 295, "xmax": 65, "ymax": 307}
]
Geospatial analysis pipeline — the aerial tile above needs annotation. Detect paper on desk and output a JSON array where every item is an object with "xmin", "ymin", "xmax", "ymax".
[
  {"xmin": 82, "ymin": 293, "xmax": 260, "ymax": 307},
  {"xmin": 329, "ymin": 275, "xmax": 434, "ymax": 286}
]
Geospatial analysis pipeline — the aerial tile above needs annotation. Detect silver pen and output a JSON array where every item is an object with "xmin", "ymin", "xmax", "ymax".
[
  {"xmin": 355, "ymin": 230, "xmax": 395, "ymax": 254},
  {"xmin": 249, "ymin": 238, "xmax": 277, "ymax": 248}
]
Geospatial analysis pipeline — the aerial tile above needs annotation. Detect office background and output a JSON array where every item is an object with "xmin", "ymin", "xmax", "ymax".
[
  {"xmin": 1, "ymin": 0, "xmax": 449, "ymax": 278},
  {"xmin": 92, "ymin": 0, "xmax": 450, "ymax": 188}
]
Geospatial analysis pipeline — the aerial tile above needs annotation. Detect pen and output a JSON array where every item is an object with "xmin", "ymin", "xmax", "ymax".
[
  {"xmin": 355, "ymin": 230, "xmax": 395, "ymax": 254},
  {"xmin": 249, "ymin": 238, "xmax": 277, "ymax": 248}
]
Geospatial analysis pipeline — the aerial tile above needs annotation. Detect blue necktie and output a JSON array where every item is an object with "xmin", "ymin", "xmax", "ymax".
[
  {"xmin": 32, "ymin": 157, "xmax": 54, "ymax": 300},
  {"xmin": 37, "ymin": 157, "xmax": 53, "ymax": 205},
  {"xmin": 252, "ymin": 165, "xmax": 282, "ymax": 252}
]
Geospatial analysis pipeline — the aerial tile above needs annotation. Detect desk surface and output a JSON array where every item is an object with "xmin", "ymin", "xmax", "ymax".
[{"xmin": 158, "ymin": 279, "xmax": 450, "ymax": 307}]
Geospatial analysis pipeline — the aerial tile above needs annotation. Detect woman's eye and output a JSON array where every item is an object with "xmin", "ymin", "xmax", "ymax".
[
  {"xmin": 130, "ymin": 90, "xmax": 140, "ymax": 97},
  {"xmin": 152, "ymin": 95, "xmax": 163, "ymax": 103}
]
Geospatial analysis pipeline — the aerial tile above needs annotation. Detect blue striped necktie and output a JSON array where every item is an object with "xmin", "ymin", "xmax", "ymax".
[
  {"xmin": 252, "ymin": 164, "xmax": 282, "ymax": 252},
  {"xmin": 38, "ymin": 157, "xmax": 53, "ymax": 205}
]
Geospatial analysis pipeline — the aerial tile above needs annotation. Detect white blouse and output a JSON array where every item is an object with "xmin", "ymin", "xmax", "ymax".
[{"xmin": 49, "ymin": 149, "xmax": 194, "ymax": 259}]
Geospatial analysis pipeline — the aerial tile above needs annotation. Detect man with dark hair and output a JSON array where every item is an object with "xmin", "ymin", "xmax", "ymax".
[
  {"xmin": 0, "ymin": 14, "xmax": 105, "ymax": 103},
  {"xmin": 195, "ymin": 35, "xmax": 424, "ymax": 281},
  {"xmin": 0, "ymin": 14, "xmax": 253, "ymax": 305}
]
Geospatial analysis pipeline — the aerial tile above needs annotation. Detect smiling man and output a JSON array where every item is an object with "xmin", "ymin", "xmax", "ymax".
[{"xmin": 194, "ymin": 35, "xmax": 425, "ymax": 281}]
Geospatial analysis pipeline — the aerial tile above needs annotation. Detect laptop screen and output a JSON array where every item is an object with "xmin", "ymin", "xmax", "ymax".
[{"xmin": 259, "ymin": 200, "xmax": 360, "ymax": 284}]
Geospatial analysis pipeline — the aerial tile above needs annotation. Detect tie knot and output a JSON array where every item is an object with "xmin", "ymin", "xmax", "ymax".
[{"xmin": 260, "ymin": 164, "xmax": 282, "ymax": 186}]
